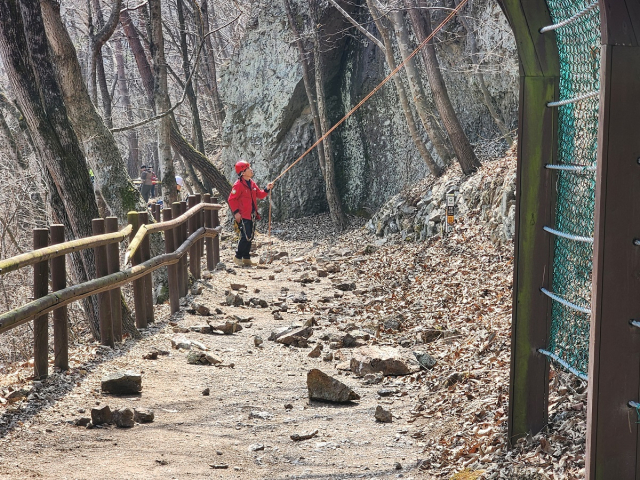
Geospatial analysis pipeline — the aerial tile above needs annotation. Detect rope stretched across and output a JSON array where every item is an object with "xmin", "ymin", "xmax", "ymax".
[{"xmin": 266, "ymin": 0, "xmax": 471, "ymax": 252}]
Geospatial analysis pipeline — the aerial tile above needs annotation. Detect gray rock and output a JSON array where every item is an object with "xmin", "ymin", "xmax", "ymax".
[
  {"xmin": 191, "ymin": 284, "xmax": 204, "ymax": 295},
  {"xmin": 275, "ymin": 326, "xmax": 313, "ymax": 346},
  {"xmin": 377, "ymin": 388, "xmax": 399, "ymax": 397},
  {"xmin": 112, "ymin": 408, "xmax": 135, "ymax": 428},
  {"xmin": 187, "ymin": 351, "xmax": 223, "ymax": 365},
  {"xmin": 322, "ymin": 352, "xmax": 333, "ymax": 362},
  {"xmin": 209, "ymin": 321, "xmax": 242, "ymax": 335},
  {"xmin": 414, "ymin": 351, "xmax": 437, "ymax": 370},
  {"xmin": 307, "ymin": 369, "xmax": 360, "ymax": 403},
  {"xmin": 171, "ymin": 336, "xmax": 192, "ymax": 350},
  {"xmin": 91, "ymin": 405, "xmax": 112, "ymax": 425},
  {"xmin": 335, "ymin": 282, "xmax": 356, "ymax": 292},
  {"xmin": 230, "ymin": 283, "xmax": 247, "ymax": 291},
  {"xmin": 375, "ymin": 405, "xmax": 392, "ymax": 423},
  {"xmin": 194, "ymin": 304, "xmax": 211, "ymax": 316},
  {"xmin": 362, "ymin": 373, "xmax": 384, "ymax": 385},
  {"xmin": 254, "ymin": 335, "xmax": 264, "ymax": 347},
  {"xmin": 350, "ymin": 346, "xmax": 420, "ymax": 376},
  {"xmin": 308, "ymin": 344, "xmax": 323, "ymax": 358},
  {"xmin": 249, "ymin": 411, "xmax": 273, "ymax": 420},
  {"xmin": 134, "ymin": 408, "xmax": 155, "ymax": 423},
  {"xmin": 248, "ymin": 443, "xmax": 265, "ymax": 452},
  {"xmin": 272, "ymin": 311, "xmax": 283, "ymax": 320},
  {"xmin": 317, "ymin": 270, "xmax": 328, "ymax": 278},
  {"xmin": 202, "ymin": 388, "xmax": 211, "ymax": 396},
  {"xmin": 226, "ymin": 293, "xmax": 244, "ymax": 306},
  {"xmin": 75, "ymin": 417, "xmax": 91, "ymax": 427},
  {"xmin": 101, "ymin": 371, "xmax": 142, "ymax": 395}
]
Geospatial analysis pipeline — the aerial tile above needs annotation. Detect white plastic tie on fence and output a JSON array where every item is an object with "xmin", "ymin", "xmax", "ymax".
[
  {"xmin": 540, "ymin": 287, "xmax": 591, "ymax": 314},
  {"xmin": 630, "ymin": 320, "xmax": 640, "ymax": 329},
  {"xmin": 545, "ymin": 163, "xmax": 597, "ymax": 172},
  {"xmin": 540, "ymin": 1, "xmax": 599, "ymax": 33},
  {"xmin": 538, "ymin": 349, "xmax": 589, "ymax": 380},
  {"xmin": 543, "ymin": 226, "xmax": 594, "ymax": 243},
  {"xmin": 547, "ymin": 90, "xmax": 599, "ymax": 108}
]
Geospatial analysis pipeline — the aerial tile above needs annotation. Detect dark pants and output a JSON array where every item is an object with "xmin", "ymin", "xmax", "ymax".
[
  {"xmin": 235, "ymin": 219, "xmax": 253, "ymax": 259},
  {"xmin": 141, "ymin": 184, "xmax": 153, "ymax": 202}
]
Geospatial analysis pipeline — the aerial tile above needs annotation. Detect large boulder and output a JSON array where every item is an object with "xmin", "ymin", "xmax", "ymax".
[
  {"xmin": 307, "ymin": 369, "xmax": 360, "ymax": 403},
  {"xmin": 350, "ymin": 346, "xmax": 420, "ymax": 376}
]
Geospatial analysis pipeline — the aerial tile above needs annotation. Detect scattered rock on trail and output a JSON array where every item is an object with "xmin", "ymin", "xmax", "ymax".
[
  {"xmin": 414, "ymin": 351, "xmax": 437, "ymax": 370},
  {"xmin": 306, "ymin": 369, "xmax": 360, "ymax": 403},
  {"xmin": 335, "ymin": 282, "xmax": 356, "ymax": 292},
  {"xmin": 91, "ymin": 405, "xmax": 112, "ymax": 425},
  {"xmin": 112, "ymin": 408, "xmax": 135, "ymax": 428},
  {"xmin": 290, "ymin": 430, "xmax": 318, "ymax": 441},
  {"xmin": 134, "ymin": 408, "xmax": 155, "ymax": 423},
  {"xmin": 191, "ymin": 284, "xmax": 204, "ymax": 295},
  {"xmin": 101, "ymin": 371, "xmax": 142, "ymax": 395},
  {"xmin": 230, "ymin": 283, "xmax": 247, "ymax": 291},
  {"xmin": 317, "ymin": 269, "xmax": 328, "ymax": 278},
  {"xmin": 209, "ymin": 321, "xmax": 242, "ymax": 335},
  {"xmin": 350, "ymin": 346, "xmax": 420, "ymax": 376},
  {"xmin": 171, "ymin": 336, "xmax": 192, "ymax": 350},
  {"xmin": 6, "ymin": 389, "xmax": 29, "ymax": 404},
  {"xmin": 202, "ymin": 388, "xmax": 210, "ymax": 396},
  {"xmin": 308, "ymin": 344, "xmax": 323, "ymax": 358},
  {"xmin": 248, "ymin": 443, "xmax": 265, "ymax": 452},
  {"xmin": 254, "ymin": 335, "xmax": 263, "ymax": 347},
  {"xmin": 75, "ymin": 417, "xmax": 91, "ymax": 427},
  {"xmin": 194, "ymin": 304, "xmax": 211, "ymax": 316},
  {"xmin": 187, "ymin": 351, "xmax": 222, "ymax": 366},
  {"xmin": 421, "ymin": 328, "xmax": 454, "ymax": 343},
  {"xmin": 272, "ymin": 311, "xmax": 283, "ymax": 320},
  {"xmin": 142, "ymin": 351, "xmax": 158, "ymax": 360},
  {"xmin": 375, "ymin": 405, "xmax": 393, "ymax": 423},
  {"xmin": 226, "ymin": 293, "xmax": 244, "ymax": 306},
  {"xmin": 270, "ymin": 325, "xmax": 312, "ymax": 346}
]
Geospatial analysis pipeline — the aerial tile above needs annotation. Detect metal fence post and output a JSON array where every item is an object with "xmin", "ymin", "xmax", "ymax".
[
  {"xmin": 50, "ymin": 224, "xmax": 68, "ymax": 370},
  {"xmin": 33, "ymin": 228, "xmax": 49, "ymax": 380},
  {"xmin": 128, "ymin": 211, "xmax": 146, "ymax": 329},
  {"xmin": 105, "ymin": 217, "xmax": 122, "ymax": 342}
]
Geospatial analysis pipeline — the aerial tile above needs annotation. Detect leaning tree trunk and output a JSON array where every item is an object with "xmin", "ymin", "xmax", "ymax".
[
  {"xmin": 366, "ymin": 0, "xmax": 442, "ymax": 176},
  {"xmin": 405, "ymin": 0, "xmax": 481, "ymax": 174},
  {"xmin": 120, "ymin": 9, "xmax": 231, "ymax": 199},
  {"xmin": 386, "ymin": 4, "xmax": 454, "ymax": 167},
  {"xmin": 148, "ymin": 0, "xmax": 176, "ymax": 204},
  {"xmin": 0, "ymin": 0, "xmax": 102, "ymax": 336},
  {"xmin": 307, "ymin": 0, "xmax": 347, "ymax": 230},
  {"xmin": 41, "ymin": 0, "xmax": 145, "ymax": 220}
]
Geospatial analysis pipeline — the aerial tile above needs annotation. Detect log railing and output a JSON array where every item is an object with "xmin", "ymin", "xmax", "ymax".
[{"xmin": 0, "ymin": 194, "xmax": 222, "ymax": 380}]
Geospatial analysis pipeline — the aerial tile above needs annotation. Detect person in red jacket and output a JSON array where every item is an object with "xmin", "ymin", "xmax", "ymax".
[{"xmin": 228, "ymin": 160, "xmax": 273, "ymax": 267}]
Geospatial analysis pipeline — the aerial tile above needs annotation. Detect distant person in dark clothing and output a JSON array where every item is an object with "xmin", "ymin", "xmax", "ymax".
[{"xmin": 140, "ymin": 166, "xmax": 153, "ymax": 203}]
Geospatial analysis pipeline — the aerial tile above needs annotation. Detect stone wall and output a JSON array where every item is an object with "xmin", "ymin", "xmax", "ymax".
[{"xmin": 219, "ymin": 0, "xmax": 518, "ymax": 220}]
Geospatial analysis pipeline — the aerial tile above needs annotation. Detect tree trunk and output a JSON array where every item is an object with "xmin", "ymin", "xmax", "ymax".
[
  {"xmin": 120, "ymin": 9, "xmax": 232, "ymax": 199},
  {"xmin": 199, "ymin": 0, "xmax": 225, "ymax": 126},
  {"xmin": 453, "ymin": 0, "xmax": 513, "ymax": 146},
  {"xmin": 405, "ymin": 0, "xmax": 481, "ymax": 174},
  {"xmin": 386, "ymin": 5, "xmax": 453, "ymax": 168},
  {"xmin": 366, "ymin": 0, "xmax": 442, "ymax": 176},
  {"xmin": 0, "ymin": 0, "xmax": 102, "ymax": 336},
  {"xmin": 178, "ymin": 0, "xmax": 205, "ymax": 154},
  {"xmin": 148, "ymin": 0, "xmax": 177, "ymax": 204},
  {"xmin": 114, "ymin": 38, "xmax": 140, "ymax": 178},
  {"xmin": 307, "ymin": 0, "xmax": 347, "ymax": 230},
  {"xmin": 41, "ymin": 0, "xmax": 145, "ymax": 220}
]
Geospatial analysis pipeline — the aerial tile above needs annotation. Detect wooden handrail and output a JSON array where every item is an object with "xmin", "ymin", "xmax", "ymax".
[
  {"xmin": 125, "ymin": 203, "xmax": 222, "ymax": 263},
  {"xmin": 0, "ymin": 226, "xmax": 222, "ymax": 334},
  {"xmin": 0, "ymin": 224, "xmax": 133, "ymax": 275}
]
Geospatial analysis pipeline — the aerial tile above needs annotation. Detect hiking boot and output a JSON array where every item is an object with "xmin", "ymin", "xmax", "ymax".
[
  {"xmin": 243, "ymin": 258, "xmax": 257, "ymax": 267},
  {"xmin": 233, "ymin": 256, "xmax": 244, "ymax": 267}
]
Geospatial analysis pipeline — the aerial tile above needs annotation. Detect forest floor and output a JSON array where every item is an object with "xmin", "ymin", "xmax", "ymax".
[{"xmin": 0, "ymin": 160, "xmax": 586, "ymax": 480}]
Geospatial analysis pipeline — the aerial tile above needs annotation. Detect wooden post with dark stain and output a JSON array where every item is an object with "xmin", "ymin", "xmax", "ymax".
[
  {"xmin": 153, "ymin": 204, "xmax": 161, "ymax": 223},
  {"xmin": 49, "ymin": 224, "xmax": 68, "ymax": 370},
  {"xmin": 172, "ymin": 202, "xmax": 186, "ymax": 297},
  {"xmin": 163, "ymin": 208, "xmax": 180, "ymax": 314},
  {"xmin": 212, "ymin": 197, "xmax": 220, "ymax": 268},
  {"xmin": 203, "ymin": 194, "xmax": 215, "ymax": 270},
  {"xmin": 180, "ymin": 201, "xmax": 188, "ymax": 294},
  {"xmin": 187, "ymin": 195, "xmax": 198, "ymax": 280},
  {"xmin": 92, "ymin": 219, "xmax": 114, "ymax": 348},
  {"xmin": 128, "ymin": 211, "xmax": 146, "ymax": 329},
  {"xmin": 586, "ymin": 5, "xmax": 640, "ymax": 477},
  {"xmin": 139, "ymin": 211, "xmax": 154, "ymax": 324},
  {"xmin": 105, "ymin": 217, "xmax": 122, "ymax": 342},
  {"xmin": 33, "ymin": 228, "xmax": 49, "ymax": 380},
  {"xmin": 195, "ymin": 193, "xmax": 203, "ymax": 279},
  {"xmin": 497, "ymin": 0, "xmax": 560, "ymax": 445}
]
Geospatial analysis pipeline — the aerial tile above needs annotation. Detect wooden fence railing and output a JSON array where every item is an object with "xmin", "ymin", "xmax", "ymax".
[{"xmin": 0, "ymin": 193, "xmax": 222, "ymax": 380}]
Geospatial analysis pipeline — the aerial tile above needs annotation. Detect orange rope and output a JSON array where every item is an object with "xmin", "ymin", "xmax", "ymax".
[{"xmin": 267, "ymin": 0, "xmax": 470, "ymax": 246}]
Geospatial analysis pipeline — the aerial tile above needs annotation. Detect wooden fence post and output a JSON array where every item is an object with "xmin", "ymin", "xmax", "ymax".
[
  {"xmin": 128, "ymin": 211, "xmax": 146, "ymax": 329},
  {"xmin": 180, "ymin": 200, "xmax": 188, "ymax": 293},
  {"xmin": 187, "ymin": 195, "xmax": 198, "ymax": 280},
  {"xmin": 195, "ymin": 193, "xmax": 203, "ymax": 279},
  {"xmin": 139, "ymin": 211, "xmax": 154, "ymax": 324},
  {"xmin": 212, "ymin": 197, "xmax": 220, "ymax": 268},
  {"xmin": 92, "ymin": 219, "xmax": 114, "ymax": 348},
  {"xmin": 172, "ymin": 202, "xmax": 186, "ymax": 297},
  {"xmin": 105, "ymin": 217, "xmax": 122, "ymax": 342},
  {"xmin": 203, "ymin": 194, "xmax": 214, "ymax": 271},
  {"xmin": 153, "ymin": 204, "xmax": 161, "ymax": 223},
  {"xmin": 163, "ymin": 208, "xmax": 180, "ymax": 314},
  {"xmin": 33, "ymin": 228, "xmax": 49, "ymax": 380},
  {"xmin": 49, "ymin": 224, "xmax": 68, "ymax": 370}
]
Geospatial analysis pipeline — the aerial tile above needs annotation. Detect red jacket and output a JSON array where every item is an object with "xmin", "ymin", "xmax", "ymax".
[{"xmin": 228, "ymin": 178, "xmax": 269, "ymax": 220}]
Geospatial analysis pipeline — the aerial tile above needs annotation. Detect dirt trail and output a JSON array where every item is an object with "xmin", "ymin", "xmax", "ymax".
[{"xmin": 0, "ymin": 217, "xmax": 427, "ymax": 480}]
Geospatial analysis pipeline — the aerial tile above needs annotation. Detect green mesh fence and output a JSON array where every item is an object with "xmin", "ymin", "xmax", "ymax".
[{"xmin": 542, "ymin": 0, "xmax": 600, "ymax": 377}]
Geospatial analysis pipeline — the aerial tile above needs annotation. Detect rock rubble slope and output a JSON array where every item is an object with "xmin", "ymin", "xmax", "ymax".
[{"xmin": 0, "ymin": 155, "xmax": 585, "ymax": 479}]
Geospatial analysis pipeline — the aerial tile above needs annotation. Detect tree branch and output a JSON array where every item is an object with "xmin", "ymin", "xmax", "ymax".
[{"xmin": 327, "ymin": 0, "xmax": 385, "ymax": 51}]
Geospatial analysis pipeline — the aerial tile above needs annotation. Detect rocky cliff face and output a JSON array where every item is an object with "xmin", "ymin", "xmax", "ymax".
[{"xmin": 219, "ymin": 0, "xmax": 518, "ymax": 220}]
